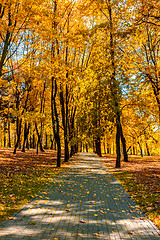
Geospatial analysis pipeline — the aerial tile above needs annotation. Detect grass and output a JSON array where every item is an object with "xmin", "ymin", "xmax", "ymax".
[
  {"xmin": 0, "ymin": 148, "xmax": 64, "ymax": 223},
  {"xmin": 0, "ymin": 165, "xmax": 63, "ymax": 223},
  {"xmin": 113, "ymin": 170, "xmax": 160, "ymax": 228},
  {"xmin": 102, "ymin": 154, "xmax": 160, "ymax": 229}
]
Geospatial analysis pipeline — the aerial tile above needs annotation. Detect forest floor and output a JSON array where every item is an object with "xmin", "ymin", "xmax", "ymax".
[{"xmin": 101, "ymin": 154, "xmax": 160, "ymax": 229}]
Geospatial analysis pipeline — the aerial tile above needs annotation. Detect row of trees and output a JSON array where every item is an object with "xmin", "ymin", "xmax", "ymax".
[{"xmin": 0, "ymin": 0, "xmax": 159, "ymax": 167}]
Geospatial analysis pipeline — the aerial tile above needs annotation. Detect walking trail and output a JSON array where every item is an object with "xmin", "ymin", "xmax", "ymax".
[{"xmin": 0, "ymin": 153, "xmax": 159, "ymax": 240}]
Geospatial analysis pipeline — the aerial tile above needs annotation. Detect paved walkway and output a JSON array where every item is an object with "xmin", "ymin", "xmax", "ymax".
[{"xmin": 0, "ymin": 153, "xmax": 159, "ymax": 240}]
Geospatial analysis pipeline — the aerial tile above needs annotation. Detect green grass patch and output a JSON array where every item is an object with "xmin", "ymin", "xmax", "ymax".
[
  {"xmin": 0, "ymin": 165, "xmax": 63, "ymax": 223},
  {"xmin": 113, "ymin": 171, "xmax": 160, "ymax": 229}
]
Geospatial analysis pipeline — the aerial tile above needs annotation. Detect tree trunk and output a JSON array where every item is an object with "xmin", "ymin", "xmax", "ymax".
[
  {"xmin": 63, "ymin": 16, "xmax": 70, "ymax": 162},
  {"xmin": 80, "ymin": 142, "xmax": 82, "ymax": 152},
  {"xmin": 50, "ymin": 135, "xmax": 54, "ymax": 149},
  {"xmin": 4, "ymin": 135, "xmax": 6, "ymax": 147},
  {"xmin": 138, "ymin": 141, "xmax": 143, "ymax": 157},
  {"xmin": 70, "ymin": 146, "xmax": 74, "ymax": 157},
  {"xmin": 116, "ymin": 114, "xmax": 121, "ymax": 168},
  {"xmin": 145, "ymin": 142, "xmax": 150, "ymax": 156},
  {"xmin": 26, "ymin": 137, "xmax": 29, "ymax": 150},
  {"xmin": 33, "ymin": 134, "xmax": 36, "ymax": 149},
  {"xmin": 51, "ymin": 77, "xmax": 61, "ymax": 167},
  {"xmin": 8, "ymin": 121, "xmax": 11, "ymax": 147},
  {"xmin": 75, "ymin": 143, "xmax": 78, "ymax": 153},
  {"xmin": 13, "ymin": 117, "xmax": 22, "ymax": 154},
  {"xmin": 108, "ymin": 2, "xmax": 121, "ymax": 168},
  {"xmin": 133, "ymin": 146, "xmax": 135, "ymax": 155},
  {"xmin": 112, "ymin": 141, "xmax": 115, "ymax": 154},
  {"xmin": 50, "ymin": 1, "xmax": 61, "ymax": 168},
  {"xmin": 120, "ymin": 123, "xmax": 128, "ymax": 162},
  {"xmin": 60, "ymin": 85, "xmax": 69, "ymax": 162},
  {"xmin": 65, "ymin": 137, "xmax": 69, "ymax": 161},
  {"xmin": 30, "ymin": 136, "xmax": 32, "ymax": 148},
  {"xmin": 0, "ymin": 8, "xmax": 12, "ymax": 77},
  {"xmin": 56, "ymin": 133, "xmax": 61, "ymax": 167},
  {"xmin": 35, "ymin": 122, "xmax": 45, "ymax": 153},
  {"xmin": 69, "ymin": 106, "xmax": 76, "ymax": 157},
  {"xmin": 22, "ymin": 122, "xmax": 30, "ymax": 152},
  {"xmin": 54, "ymin": 140, "xmax": 57, "ymax": 150},
  {"xmin": 93, "ymin": 140, "xmax": 95, "ymax": 153},
  {"xmin": 18, "ymin": 140, "xmax": 21, "ymax": 149},
  {"xmin": 44, "ymin": 133, "xmax": 48, "ymax": 149},
  {"xmin": 95, "ymin": 137, "xmax": 102, "ymax": 157},
  {"xmin": 103, "ymin": 136, "xmax": 106, "ymax": 154},
  {"xmin": 36, "ymin": 140, "xmax": 39, "ymax": 154},
  {"xmin": 86, "ymin": 144, "xmax": 88, "ymax": 152}
]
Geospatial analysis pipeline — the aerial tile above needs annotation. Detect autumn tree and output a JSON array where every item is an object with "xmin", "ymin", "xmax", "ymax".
[
  {"xmin": 0, "ymin": 0, "xmax": 43, "ymax": 77},
  {"xmin": 0, "ymin": 0, "xmax": 159, "ymax": 165}
]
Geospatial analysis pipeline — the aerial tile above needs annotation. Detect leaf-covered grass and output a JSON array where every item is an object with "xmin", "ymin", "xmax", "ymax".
[
  {"xmin": 0, "ymin": 148, "xmax": 64, "ymax": 223},
  {"xmin": 113, "ymin": 171, "xmax": 160, "ymax": 228},
  {"xmin": 0, "ymin": 166, "xmax": 63, "ymax": 223},
  {"xmin": 102, "ymin": 154, "xmax": 160, "ymax": 229}
]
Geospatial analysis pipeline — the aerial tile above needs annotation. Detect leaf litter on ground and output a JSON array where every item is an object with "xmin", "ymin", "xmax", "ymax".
[
  {"xmin": 0, "ymin": 148, "xmax": 65, "ymax": 223},
  {"xmin": 102, "ymin": 154, "xmax": 160, "ymax": 229}
]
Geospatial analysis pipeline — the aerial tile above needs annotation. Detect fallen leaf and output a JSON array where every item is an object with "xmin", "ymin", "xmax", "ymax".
[
  {"xmin": 9, "ymin": 217, "xmax": 15, "ymax": 220},
  {"xmin": 93, "ymin": 233, "xmax": 103, "ymax": 237},
  {"xmin": 140, "ymin": 217, "xmax": 147, "ymax": 220},
  {"xmin": 128, "ymin": 231, "xmax": 134, "ymax": 235},
  {"xmin": 66, "ymin": 209, "xmax": 71, "ymax": 212},
  {"xmin": 99, "ymin": 210, "xmax": 104, "ymax": 214},
  {"xmin": 80, "ymin": 219, "xmax": 85, "ymax": 223}
]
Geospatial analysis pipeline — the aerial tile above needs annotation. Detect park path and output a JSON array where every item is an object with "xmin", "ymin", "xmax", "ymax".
[{"xmin": 0, "ymin": 153, "xmax": 159, "ymax": 240}]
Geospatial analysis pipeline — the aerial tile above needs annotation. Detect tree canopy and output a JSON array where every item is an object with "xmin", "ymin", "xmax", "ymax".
[{"xmin": 0, "ymin": 0, "xmax": 159, "ymax": 167}]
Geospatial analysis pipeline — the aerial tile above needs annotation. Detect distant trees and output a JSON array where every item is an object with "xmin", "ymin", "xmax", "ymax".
[{"xmin": 0, "ymin": 0, "xmax": 159, "ymax": 167}]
